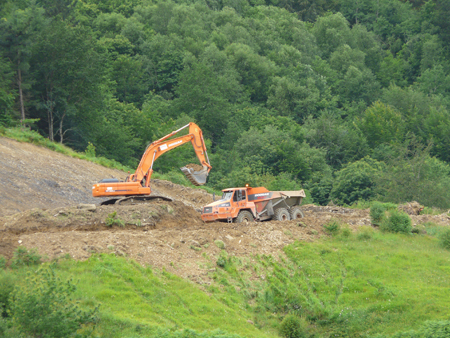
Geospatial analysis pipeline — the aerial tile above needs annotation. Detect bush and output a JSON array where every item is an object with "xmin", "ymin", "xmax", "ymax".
[
  {"xmin": 10, "ymin": 247, "xmax": 42, "ymax": 268},
  {"xmin": 340, "ymin": 225, "xmax": 352, "ymax": 238},
  {"xmin": 0, "ymin": 256, "xmax": 5, "ymax": 270},
  {"xmin": 9, "ymin": 267, "xmax": 98, "ymax": 338},
  {"xmin": 105, "ymin": 211, "xmax": 125, "ymax": 227},
  {"xmin": 370, "ymin": 202, "xmax": 386, "ymax": 225},
  {"xmin": 279, "ymin": 314, "xmax": 305, "ymax": 338},
  {"xmin": 323, "ymin": 220, "xmax": 340, "ymax": 236},
  {"xmin": 381, "ymin": 210, "xmax": 412, "ymax": 234},
  {"xmin": 214, "ymin": 240, "xmax": 225, "ymax": 249},
  {"xmin": 438, "ymin": 228, "xmax": 450, "ymax": 250},
  {"xmin": 357, "ymin": 226, "xmax": 375, "ymax": 241},
  {"xmin": 0, "ymin": 272, "xmax": 17, "ymax": 318},
  {"xmin": 370, "ymin": 202, "xmax": 397, "ymax": 226}
]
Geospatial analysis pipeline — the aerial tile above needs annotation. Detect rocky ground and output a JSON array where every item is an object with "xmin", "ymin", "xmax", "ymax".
[{"xmin": 1, "ymin": 137, "xmax": 449, "ymax": 283}]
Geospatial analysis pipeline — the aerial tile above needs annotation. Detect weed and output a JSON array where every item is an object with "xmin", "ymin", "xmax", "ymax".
[
  {"xmin": 11, "ymin": 247, "xmax": 42, "ymax": 268},
  {"xmin": 284, "ymin": 230, "xmax": 293, "ymax": 237},
  {"xmin": 190, "ymin": 245, "xmax": 202, "ymax": 252},
  {"xmin": 107, "ymin": 245, "xmax": 115, "ymax": 250},
  {"xmin": 160, "ymin": 205, "xmax": 174, "ymax": 214},
  {"xmin": 438, "ymin": 228, "xmax": 450, "ymax": 250},
  {"xmin": 105, "ymin": 211, "xmax": 125, "ymax": 227},
  {"xmin": 250, "ymin": 243, "xmax": 257, "ymax": 248},
  {"xmin": 0, "ymin": 256, "xmax": 6, "ymax": 269},
  {"xmin": 85, "ymin": 142, "xmax": 96, "ymax": 157},
  {"xmin": 357, "ymin": 226, "xmax": 375, "ymax": 240},
  {"xmin": 215, "ymin": 240, "xmax": 225, "ymax": 249},
  {"xmin": 323, "ymin": 220, "xmax": 341, "ymax": 236},
  {"xmin": 279, "ymin": 314, "xmax": 305, "ymax": 338},
  {"xmin": 9, "ymin": 267, "xmax": 98, "ymax": 338},
  {"xmin": 204, "ymin": 243, "xmax": 210, "ymax": 249},
  {"xmin": 340, "ymin": 225, "xmax": 352, "ymax": 238},
  {"xmin": 381, "ymin": 210, "xmax": 412, "ymax": 234}
]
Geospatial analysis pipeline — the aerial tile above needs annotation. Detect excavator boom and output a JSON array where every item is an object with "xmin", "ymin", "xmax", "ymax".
[{"xmin": 92, "ymin": 122, "xmax": 211, "ymax": 199}]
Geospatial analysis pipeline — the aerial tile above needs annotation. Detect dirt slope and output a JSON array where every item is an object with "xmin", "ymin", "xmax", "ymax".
[{"xmin": 0, "ymin": 136, "xmax": 449, "ymax": 283}]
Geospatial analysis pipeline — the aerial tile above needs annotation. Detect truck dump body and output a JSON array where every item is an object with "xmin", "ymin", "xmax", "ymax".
[{"xmin": 201, "ymin": 187, "xmax": 306, "ymax": 223}]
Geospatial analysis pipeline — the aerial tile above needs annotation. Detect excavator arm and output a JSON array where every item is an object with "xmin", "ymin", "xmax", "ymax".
[{"xmin": 92, "ymin": 122, "xmax": 211, "ymax": 198}]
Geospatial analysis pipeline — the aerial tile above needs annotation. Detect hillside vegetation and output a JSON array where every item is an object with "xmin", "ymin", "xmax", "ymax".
[
  {"xmin": 2, "ymin": 0, "xmax": 450, "ymax": 208},
  {"xmin": 1, "ymin": 225, "xmax": 450, "ymax": 337}
]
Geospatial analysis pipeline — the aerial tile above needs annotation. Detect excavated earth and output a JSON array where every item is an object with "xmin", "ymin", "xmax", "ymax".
[{"xmin": 1, "ymin": 137, "xmax": 449, "ymax": 283}]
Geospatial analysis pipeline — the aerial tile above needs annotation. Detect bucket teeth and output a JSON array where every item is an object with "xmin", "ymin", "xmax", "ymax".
[{"xmin": 180, "ymin": 165, "xmax": 208, "ymax": 186}]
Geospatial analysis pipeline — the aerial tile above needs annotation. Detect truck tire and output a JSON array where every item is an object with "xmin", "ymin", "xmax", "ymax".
[
  {"xmin": 274, "ymin": 208, "xmax": 290, "ymax": 221},
  {"xmin": 289, "ymin": 206, "xmax": 304, "ymax": 219},
  {"xmin": 236, "ymin": 210, "xmax": 254, "ymax": 224}
]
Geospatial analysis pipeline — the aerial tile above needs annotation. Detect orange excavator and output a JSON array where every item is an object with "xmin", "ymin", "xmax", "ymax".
[{"xmin": 92, "ymin": 122, "xmax": 212, "ymax": 205}]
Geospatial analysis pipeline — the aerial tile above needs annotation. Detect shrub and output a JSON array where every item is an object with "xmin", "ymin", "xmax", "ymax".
[
  {"xmin": 438, "ymin": 228, "xmax": 450, "ymax": 250},
  {"xmin": 357, "ymin": 226, "xmax": 375, "ymax": 241},
  {"xmin": 9, "ymin": 267, "xmax": 98, "ymax": 338},
  {"xmin": 0, "ymin": 272, "xmax": 17, "ymax": 318},
  {"xmin": 340, "ymin": 225, "xmax": 352, "ymax": 238},
  {"xmin": 105, "ymin": 211, "xmax": 125, "ymax": 227},
  {"xmin": 85, "ymin": 142, "xmax": 96, "ymax": 157},
  {"xmin": 381, "ymin": 210, "xmax": 412, "ymax": 234},
  {"xmin": 214, "ymin": 240, "xmax": 225, "ymax": 249},
  {"xmin": 0, "ymin": 256, "xmax": 6, "ymax": 270},
  {"xmin": 323, "ymin": 220, "xmax": 340, "ymax": 236},
  {"xmin": 10, "ymin": 247, "xmax": 42, "ymax": 268},
  {"xmin": 279, "ymin": 314, "xmax": 305, "ymax": 338},
  {"xmin": 370, "ymin": 202, "xmax": 386, "ymax": 225}
]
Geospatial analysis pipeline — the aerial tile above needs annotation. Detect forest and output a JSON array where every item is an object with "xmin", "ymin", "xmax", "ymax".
[{"xmin": 1, "ymin": 0, "xmax": 450, "ymax": 208}]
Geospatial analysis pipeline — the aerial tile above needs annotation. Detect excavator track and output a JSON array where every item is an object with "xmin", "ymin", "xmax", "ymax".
[{"xmin": 100, "ymin": 195, "xmax": 173, "ymax": 206}]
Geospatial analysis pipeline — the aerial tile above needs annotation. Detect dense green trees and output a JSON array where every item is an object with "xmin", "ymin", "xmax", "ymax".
[{"xmin": 1, "ymin": 0, "xmax": 450, "ymax": 207}]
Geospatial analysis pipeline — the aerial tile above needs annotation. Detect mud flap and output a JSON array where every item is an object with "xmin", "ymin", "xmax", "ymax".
[
  {"xmin": 180, "ymin": 165, "xmax": 209, "ymax": 186},
  {"xmin": 266, "ymin": 200, "xmax": 274, "ymax": 216}
]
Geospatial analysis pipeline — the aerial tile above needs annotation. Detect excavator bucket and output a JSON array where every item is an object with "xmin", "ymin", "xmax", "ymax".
[{"xmin": 180, "ymin": 164, "xmax": 209, "ymax": 186}]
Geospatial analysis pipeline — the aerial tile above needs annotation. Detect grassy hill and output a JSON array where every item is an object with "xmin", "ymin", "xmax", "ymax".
[{"xmin": 2, "ymin": 225, "xmax": 450, "ymax": 338}]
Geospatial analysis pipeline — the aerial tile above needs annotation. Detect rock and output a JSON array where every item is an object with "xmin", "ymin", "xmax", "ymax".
[
  {"xmin": 225, "ymin": 235, "xmax": 234, "ymax": 241},
  {"xmin": 77, "ymin": 204, "xmax": 96, "ymax": 212},
  {"xmin": 398, "ymin": 201, "xmax": 424, "ymax": 215},
  {"xmin": 190, "ymin": 240, "xmax": 201, "ymax": 247}
]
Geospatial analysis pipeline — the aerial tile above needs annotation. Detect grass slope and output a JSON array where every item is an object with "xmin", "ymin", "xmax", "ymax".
[{"xmin": 2, "ymin": 228, "xmax": 450, "ymax": 338}]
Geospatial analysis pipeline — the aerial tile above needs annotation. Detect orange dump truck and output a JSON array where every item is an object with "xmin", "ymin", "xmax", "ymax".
[{"xmin": 201, "ymin": 186, "xmax": 306, "ymax": 223}]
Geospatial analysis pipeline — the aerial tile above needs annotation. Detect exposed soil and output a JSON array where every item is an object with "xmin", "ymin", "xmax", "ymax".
[{"xmin": 1, "ymin": 137, "xmax": 449, "ymax": 284}]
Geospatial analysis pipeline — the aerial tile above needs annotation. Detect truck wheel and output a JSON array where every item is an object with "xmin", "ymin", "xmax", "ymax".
[
  {"xmin": 274, "ymin": 208, "xmax": 290, "ymax": 221},
  {"xmin": 289, "ymin": 206, "xmax": 304, "ymax": 219},
  {"xmin": 236, "ymin": 211, "xmax": 254, "ymax": 224}
]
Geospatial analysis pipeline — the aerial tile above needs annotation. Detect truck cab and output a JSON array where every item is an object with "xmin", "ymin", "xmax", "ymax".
[{"xmin": 201, "ymin": 187, "xmax": 255, "ymax": 223}]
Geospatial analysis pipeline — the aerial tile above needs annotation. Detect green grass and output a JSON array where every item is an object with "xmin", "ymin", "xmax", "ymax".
[
  {"xmin": 202, "ymin": 229, "xmax": 450, "ymax": 337},
  {"xmin": 2, "ymin": 229, "xmax": 450, "ymax": 337},
  {"xmin": 55, "ymin": 255, "xmax": 274, "ymax": 337}
]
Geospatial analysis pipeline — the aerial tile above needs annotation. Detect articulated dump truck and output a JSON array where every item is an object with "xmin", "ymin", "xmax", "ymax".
[{"xmin": 201, "ymin": 186, "xmax": 306, "ymax": 223}]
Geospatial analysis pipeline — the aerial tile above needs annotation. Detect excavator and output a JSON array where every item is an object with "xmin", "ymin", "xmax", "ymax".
[{"xmin": 92, "ymin": 122, "xmax": 212, "ymax": 205}]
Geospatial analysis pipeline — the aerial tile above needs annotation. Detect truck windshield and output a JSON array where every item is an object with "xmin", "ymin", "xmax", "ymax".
[{"xmin": 221, "ymin": 191, "xmax": 233, "ymax": 201}]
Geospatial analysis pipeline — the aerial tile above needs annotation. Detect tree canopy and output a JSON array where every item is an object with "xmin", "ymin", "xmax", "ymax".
[{"xmin": 1, "ymin": 0, "xmax": 450, "ymax": 207}]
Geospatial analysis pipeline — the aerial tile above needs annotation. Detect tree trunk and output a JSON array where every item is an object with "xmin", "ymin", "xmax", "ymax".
[
  {"xmin": 17, "ymin": 58, "xmax": 25, "ymax": 121},
  {"xmin": 59, "ymin": 113, "xmax": 65, "ymax": 144},
  {"xmin": 48, "ymin": 108, "xmax": 54, "ymax": 141}
]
